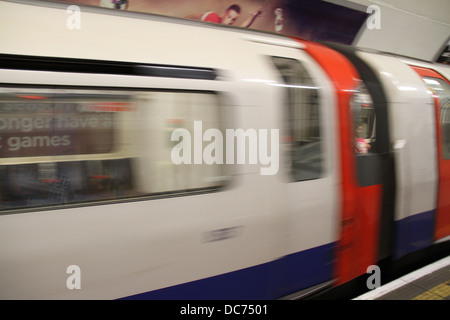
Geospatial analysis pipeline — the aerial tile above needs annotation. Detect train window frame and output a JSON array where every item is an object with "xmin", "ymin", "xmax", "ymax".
[
  {"xmin": 350, "ymin": 82, "xmax": 383, "ymax": 187},
  {"xmin": 270, "ymin": 56, "xmax": 323, "ymax": 182},
  {"xmin": 422, "ymin": 76, "xmax": 450, "ymax": 160},
  {"xmin": 0, "ymin": 84, "xmax": 230, "ymax": 214}
]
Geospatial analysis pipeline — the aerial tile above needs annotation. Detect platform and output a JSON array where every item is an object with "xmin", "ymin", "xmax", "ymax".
[{"xmin": 353, "ymin": 255, "xmax": 450, "ymax": 300}]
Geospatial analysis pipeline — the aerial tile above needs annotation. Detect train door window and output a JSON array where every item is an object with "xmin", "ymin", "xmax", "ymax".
[
  {"xmin": 271, "ymin": 57, "xmax": 322, "ymax": 181},
  {"xmin": 422, "ymin": 77, "xmax": 450, "ymax": 159},
  {"xmin": 0, "ymin": 87, "xmax": 227, "ymax": 212},
  {"xmin": 351, "ymin": 82, "xmax": 382, "ymax": 187},
  {"xmin": 352, "ymin": 83, "xmax": 376, "ymax": 154}
]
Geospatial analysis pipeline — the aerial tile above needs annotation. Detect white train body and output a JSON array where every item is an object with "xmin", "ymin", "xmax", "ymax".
[{"xmin": 0, "ymin": 0, "xmax": 448, "ymax": 299}]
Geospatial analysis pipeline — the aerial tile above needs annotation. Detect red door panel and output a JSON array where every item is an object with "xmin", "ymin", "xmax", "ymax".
[
  {"xmin": 410, "ymin": 65, "xmax": 450, "ymax": 241},
  {"xmin": 292, "ymin": 38, "xmax": 383, "ymax": 284}
]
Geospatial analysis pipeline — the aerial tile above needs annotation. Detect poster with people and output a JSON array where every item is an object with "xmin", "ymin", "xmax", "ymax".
[{"xmin": 60, "ymin": 0, "xmax": 368, "ymax": 45}]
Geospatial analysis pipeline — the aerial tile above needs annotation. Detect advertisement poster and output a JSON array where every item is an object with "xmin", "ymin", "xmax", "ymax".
[{"xmin": 59, "ymin": 0, "xmax": 368, "ymax": 45}]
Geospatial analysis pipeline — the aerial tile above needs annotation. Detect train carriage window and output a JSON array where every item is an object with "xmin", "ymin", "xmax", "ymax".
[
  {"xmin": 271, "ymin": 57, "xmax": 322, "ymax": 181},
  {"xmin": 423, "ymin": 77, "xmax": 450, "ymax": 160},
  {"xmin": 0, "ymin": 87, "xmax": 227, "ymax": 212}
]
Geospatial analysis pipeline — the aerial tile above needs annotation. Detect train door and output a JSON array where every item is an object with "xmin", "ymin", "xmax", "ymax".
[
  {"xmin": 348, "ymin": 52, "xmax": 438, "ymax": 260},
  {"xmin": 302, "ymin": 42, "xmax": 391, "ymax": 284},
  {"xmin": 245, "ymin": 37, "xmax": 341, "ymax": 297},
  {"xmin": 410, "ymin": 66, "xmax": 450, "ymax": 241}
]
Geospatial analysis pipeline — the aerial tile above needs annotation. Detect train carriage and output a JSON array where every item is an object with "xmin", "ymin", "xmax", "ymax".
[{"xmin": 0, "ymin": 0, "xmax": 448, "ymax": 299}]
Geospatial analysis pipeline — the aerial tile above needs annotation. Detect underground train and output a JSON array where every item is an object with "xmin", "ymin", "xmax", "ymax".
[{"xmin": 0, "ymin": 0, "xmax": 449, "ymax": 299}]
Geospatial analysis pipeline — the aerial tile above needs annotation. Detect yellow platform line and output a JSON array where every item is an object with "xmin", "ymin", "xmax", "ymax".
[{"xmin": 412, "ymin": 280, "xmax": 450, "ymax": 300}]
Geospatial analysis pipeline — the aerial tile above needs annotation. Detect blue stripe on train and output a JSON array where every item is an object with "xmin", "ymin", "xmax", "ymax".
[
  {"xmin": 394, "ymin": 209, "xmax": 435, "ymax": 259},
  {"xmin": 121, "ymin": 242, "xmax": 335, "ymax": 300}
]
